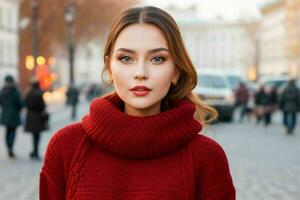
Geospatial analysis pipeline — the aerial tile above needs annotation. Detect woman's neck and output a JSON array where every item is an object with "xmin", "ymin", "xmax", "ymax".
[{"xmin": 124, "ymin": 101, "xmax": 161, "ymax": 117}]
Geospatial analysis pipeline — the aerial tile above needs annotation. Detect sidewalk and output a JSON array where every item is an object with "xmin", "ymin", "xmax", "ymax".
[{"xmin": 0, "ymin": 101, "xmax": 89, "ymax": 200}]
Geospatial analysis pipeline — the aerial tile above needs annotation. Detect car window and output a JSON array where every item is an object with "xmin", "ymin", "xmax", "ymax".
[
  {"xmin": 198, "ymin": 75, "xmax": 226, "ymax": 89},
  {"xmin": 227, "ymin": 75, "xmax": 241, "ymax": 89},
  {"xmin": 264, "ymin": 80, "xmax": 287, "ymax": 88}
]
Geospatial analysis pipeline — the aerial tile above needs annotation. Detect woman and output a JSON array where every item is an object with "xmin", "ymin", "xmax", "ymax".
[
  {"xmin": 40, "ymin": 6, "xmax": 235, "ymax": 199},
  {"xmin": 0, "ymin": 75, "xmax": 23, "ymax": 158},
  {"xmin": 24, "ymin": 78, "xmax": 47, "ymax": 160}
]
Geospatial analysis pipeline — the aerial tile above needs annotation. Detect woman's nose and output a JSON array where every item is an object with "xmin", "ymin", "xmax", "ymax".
[{"xmin": 134, "ymin": 62, "xmax": 148, "ymax": 80}]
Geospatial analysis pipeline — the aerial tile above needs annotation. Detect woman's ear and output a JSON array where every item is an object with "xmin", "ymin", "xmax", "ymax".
[
  {"xmin": 104, "ymin": 55, "xmax": 112, "ymax": 76},
  {"xmin": 172, "ymin": 69, "xmax": 180, "ymax": 86},
  {"xmin": 104, "ymin": 55, "xmax": 109, "ymax": 65}
]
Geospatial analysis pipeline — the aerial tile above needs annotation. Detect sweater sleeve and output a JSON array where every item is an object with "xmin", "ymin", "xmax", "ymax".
[
  {"xmin": 194, "ymin": 136, "xmax": 236, "ymax": 200},
  {"xmin": 39, "ymin": 129, "xmax": 66, "ymax": 200}
]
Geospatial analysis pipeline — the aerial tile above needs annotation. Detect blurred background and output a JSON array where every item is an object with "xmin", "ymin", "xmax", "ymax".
[{"xmin": 0, "ymin": 0, "xmax": 299, "ymax": 199}]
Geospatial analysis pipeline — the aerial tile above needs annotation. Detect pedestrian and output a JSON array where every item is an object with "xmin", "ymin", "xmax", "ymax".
[
  {"xmin": 24, "ymin": 78, "xmax": 48, "ymax": 160},
  {"xmin": 0, "ymin": 75, "xmax": 23, "ymax": 159},
  {"xmin": 40, "ymin": 6, "xmax": 235, "ymax": 199},
  {"xmin": 66, "ymin": 84, "xmax": 79, "ymax": 120},
  {"xmin": 279, "ymin": 79, "xmax": 300, "ymax": 134},
  {"xmin": 254, "ymin": 86, "xmax": 268, "ymax": 124},
  {"xmin": 264, "ymin": 86, "xmax": 278, "ymax": 126},
  {"xmin": 235, "ymin": 82, "xmax": 249, "ymax": 122},
  {"xmin": 86, "ymin": 83, "xmax": 105, "ymax": 102}
]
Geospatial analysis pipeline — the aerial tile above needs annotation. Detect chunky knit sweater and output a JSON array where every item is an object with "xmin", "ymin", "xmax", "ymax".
[{"xmin": 40, "ymin": 94, "xmax": 235, "ymax": 200}]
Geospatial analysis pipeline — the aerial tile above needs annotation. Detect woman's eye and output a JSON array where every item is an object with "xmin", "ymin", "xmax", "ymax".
[
  {"xmin": 118, "ymin": 56, "xmax": 133, "ymax": 64},
  {"xmin": 151, "ymin": 56, "xmax": 166, "ymax": 64}
]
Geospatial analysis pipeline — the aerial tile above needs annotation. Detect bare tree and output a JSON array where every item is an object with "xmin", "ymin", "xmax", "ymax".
[{"xmin": 19, "ymin": 0, "xmax": 139, "ymax": 92}]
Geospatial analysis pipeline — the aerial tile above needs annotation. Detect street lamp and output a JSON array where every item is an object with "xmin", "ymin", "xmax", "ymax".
[
  {"xmin": 64, "ymin": 4, "xmax": 76, "ymax": 85},
  {"xmin": 31, "ymin": 0, "xmax": 39, "ymax": 74}
]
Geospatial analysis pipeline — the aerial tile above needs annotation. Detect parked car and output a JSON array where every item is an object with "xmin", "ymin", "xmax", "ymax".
[
  {"xmin": 194, "ymin": 70, "xmax": 235, "ymax": 122},
  {"xmin": 223, "ymin": 72, "xmax": 244, "ymax": 92},
  {"xmin": 278, "ymin": 78, "xmax": 300, "ymax": 95},
  {"xmin": 258, "ymin": 75, "xmax": 289, "ymax": 92}
]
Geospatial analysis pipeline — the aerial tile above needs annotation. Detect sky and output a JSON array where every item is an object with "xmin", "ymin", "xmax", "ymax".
[{"xmin": 144, "ymin": 0, "xmax": 266, "ymax": 20}]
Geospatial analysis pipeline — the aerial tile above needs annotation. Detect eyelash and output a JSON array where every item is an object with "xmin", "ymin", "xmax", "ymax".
[
  {"xmin": 118, "ymin": 55, "xmax": 133, "ymax": 64},
  {"xmin": 117, "ymin": 55, "xmax": 167, "ymax": 65}
]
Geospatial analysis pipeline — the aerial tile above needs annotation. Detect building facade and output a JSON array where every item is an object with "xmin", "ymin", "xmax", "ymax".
[
  {"xmin": 166, "ymin": 5, "xmax": 258, "ymax": 81},
  {"xmin": 285, "ymin": 0, "xmax": 300, "ymax": 79},
  {"xmin": 0, "ymin": 0, "xmax": 20, "ymax": 87},
  {"xmin": 259, "ymin": 0, "xmax": 300, "ymax": 79},
  {"xmin": 259, "ymin": 0, "xmax": 290, "ymax": 77},
  {"xmin": 53, "ymin": 39, "xmax": 105, "ymax": 88}
]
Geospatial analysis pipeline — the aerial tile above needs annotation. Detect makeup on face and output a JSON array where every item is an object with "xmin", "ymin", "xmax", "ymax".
[{"xmin": 108, "ymin": 23, "xmax": 177, "ymax": 116}]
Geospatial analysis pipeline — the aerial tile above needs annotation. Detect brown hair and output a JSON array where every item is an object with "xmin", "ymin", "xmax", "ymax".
[{"xmin": 102, "ymin": 6, "xmax": 218, "ymax": 126}]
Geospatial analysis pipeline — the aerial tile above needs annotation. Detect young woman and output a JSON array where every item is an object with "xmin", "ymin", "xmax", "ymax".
[{"xmin": 40, "ymin": 6, "xmax": 235, "ymax": 199}]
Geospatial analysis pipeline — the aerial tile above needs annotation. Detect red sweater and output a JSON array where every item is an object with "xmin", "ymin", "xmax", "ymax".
[{"xmin": 40, "ymin": 94, "xmax": 235, "ymax": 200}]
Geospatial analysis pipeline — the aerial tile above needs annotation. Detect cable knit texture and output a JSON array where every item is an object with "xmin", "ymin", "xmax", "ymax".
[{"xmin": 40, "ymin": 94, "xmax": 235, "ymax": 200}]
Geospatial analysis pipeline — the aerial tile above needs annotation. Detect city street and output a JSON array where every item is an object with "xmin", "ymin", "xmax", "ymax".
[
  {"xmin": 1, "ymin": 0, "xmax": 300, "ymax": 199},
  {"xmin": 0, "ymin": 103, "xmax": 299, "ymax": 200},
  {"xmin": 206, "ymin": 113, "xmax": 300, "ymax": 200}
]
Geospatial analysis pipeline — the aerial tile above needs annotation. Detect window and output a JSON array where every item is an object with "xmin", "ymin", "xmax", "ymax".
[
  {"xmin": 227, "ymin": 75, "xmax": 242, "ymax": 90},
  {"xmin": 7, "ymin": 9, "xmax": 12, "ymax": 30},
  {"xmin": 198, "ymin": 75, "xmax": 226, "ymax": 89},
  {"xmin": 0, "ymin": 41, "xmax": 3, "ymax": 64},
  {"xmin": 0, "ymin": 6, "xmax": 3, "ymax": 27}
]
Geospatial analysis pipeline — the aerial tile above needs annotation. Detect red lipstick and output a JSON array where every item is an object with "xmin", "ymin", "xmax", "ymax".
[{"xmin": 130, "ymin": 85, "xmax": 152, "ymax": 96}]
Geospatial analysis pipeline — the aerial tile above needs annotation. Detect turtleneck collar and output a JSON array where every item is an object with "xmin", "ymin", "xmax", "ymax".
[{"xmin": 81, "ymin": 93, "xmax": 202, "ymax": 160}]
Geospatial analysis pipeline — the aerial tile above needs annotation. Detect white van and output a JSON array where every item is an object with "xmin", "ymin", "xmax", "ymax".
[{"xmin": 194, "ymin": 70, "xmax": 235, "ymax": 122}]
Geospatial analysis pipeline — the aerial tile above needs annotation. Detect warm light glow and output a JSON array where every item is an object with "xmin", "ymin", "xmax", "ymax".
[
  {"xmin": 51, "ymin": 73, "xmax": 58, "ymax": 81},
  {"xmin": 48, "ymin": 57, "xmax": 55, "ymax": 66},
  {"xmin": 43, "ymin": 91, "xmax": 51, "ymax": 100},
  {"xmin": 248, "ymin": 66, "xmax": 257, "ymax": 81},
  {"xmin": 25, "ymin": 55, "xmax": 35, "ymax": 70},
  {"xmin": 37, "ymin": 56, "xmax": 46, "ymax": 65},
  {"xmin": 43, "ymin": 87, "xmax": 67, "ymax": 105}
]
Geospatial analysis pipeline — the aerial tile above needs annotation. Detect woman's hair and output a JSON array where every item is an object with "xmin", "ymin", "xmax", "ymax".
[{"xmin": 101, "ymin": 6, "xmax": 218, "ymax": 126}]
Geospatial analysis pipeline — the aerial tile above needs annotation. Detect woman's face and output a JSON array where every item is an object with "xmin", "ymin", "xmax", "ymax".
[{"xmin": 108, "ymin": 23, "xmax": 178, "ymax": 117}]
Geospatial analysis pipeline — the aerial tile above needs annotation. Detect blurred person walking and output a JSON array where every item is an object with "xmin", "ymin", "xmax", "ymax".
[
  {"xmin": 0, "ymin": 75, "xmax": 23, "ymax": 159},
  {"xmin": 66, "ymin": 84, "xmax": 79, "ymax": 120},
  {"xmin": 86, "ymin": 84, "xmax": 105, "ymax": 102},
  {"xmin": 24, "ymin": 78, "xmax": 48, "ymax": 160},
  {"xmin": 264, "ymin": 86, "xmax": 278, "ymax": 126},
  {"xmin": 254, "ymin": 86, "xmax": 268, "ymax": 124},
  {"xmin": 235, "ymin": 82, "xmax": 249, "ymax": 122},
  {"xmin": 279, "ymin": 79, "xmax": 300, "ymax": 134}
]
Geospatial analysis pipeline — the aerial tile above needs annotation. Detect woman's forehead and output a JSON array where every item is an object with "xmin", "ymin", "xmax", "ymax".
[{"xmin": 113, "ymin": 23, "xmax": 169, "ymax": 53}]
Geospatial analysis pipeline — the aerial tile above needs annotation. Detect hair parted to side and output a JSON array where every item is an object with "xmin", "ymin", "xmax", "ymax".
[{"xmin": 101, "ymin": 6, "xmax": 218, "ymax": 126}]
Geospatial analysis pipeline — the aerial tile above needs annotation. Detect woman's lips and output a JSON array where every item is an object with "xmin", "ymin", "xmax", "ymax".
[
  {"xmin": 130, "ymin": 85, "xmax": 152, "ymax": 97},
  {"xmin": 131, "ymin": 90, "xmax": 151, "ymax": 96}
]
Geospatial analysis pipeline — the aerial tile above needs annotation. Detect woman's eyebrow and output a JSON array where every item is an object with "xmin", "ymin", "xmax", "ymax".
[
  {"xmin": 116, "ymin": 48, "xmax": 169, "ymax": 54},
  {"xmin": 148, "ymin": 48, "xmax": 169, "ymax": 54},
  {"xmin": 116, "ymin": 48, "xmax": 135, "ymax": 54}
]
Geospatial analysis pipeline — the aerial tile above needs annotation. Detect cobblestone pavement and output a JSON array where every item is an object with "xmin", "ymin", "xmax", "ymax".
[
  {"xmin": 0, "ymin": 102, "xmax": 89, "ymax": 200},
  {"xmin": 0, "ymin": 105, "xmax": 299, "ymax": 199},
  {"xmin": 206, "ymin": 112, "xmax": 300, "ymax": 200}
]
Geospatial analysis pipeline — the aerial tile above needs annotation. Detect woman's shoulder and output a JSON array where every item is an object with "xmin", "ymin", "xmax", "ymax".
[
  {"xmin": 46, "ymin": 123, "xmax": 86, "ymax": 157},
  {"xmin": 191, "ymin": 134, "xmax": 225, "ymax": 151},
  {"xmin": 42, "ymin": 123, "xmax": 87, "ymax": 186},
  {"xmin": 189, "ymin": 134, "xmax": 230, "ymax": 167}
]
